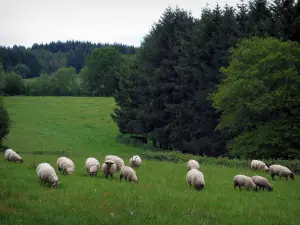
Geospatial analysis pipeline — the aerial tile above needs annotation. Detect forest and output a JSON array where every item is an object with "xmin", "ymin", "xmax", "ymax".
[{"xmin": 1, "ymin": 0, "xmax": 300, "ymax": 159}]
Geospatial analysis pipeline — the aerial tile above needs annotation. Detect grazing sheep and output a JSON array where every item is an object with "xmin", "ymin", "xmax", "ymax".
[
  {"xmin": 85, "ymin": 157, "xmax": 101, "ymax": 177},
  {"xmin": 251, "ymin": 175, "xmax": 273, "ymax": 191},
  {"xmin": 129, "ymin": 155, "xmax": 142, "ymax": 168},
  {"xmin": 101, "ymin": 160, "xmax": 117, "ymax": 179},
  {"xmin": 4, "ymin": 149, "xmax": 23, "ymax": 163},
  {"xmin": 120, "ymin": 166, "xmax": 138, "ymax": 183},
  {"xmin": 233, "ymin": 175, "xmax": 257, "ymax": 191},
  {"xmin": 186, "ymin": 159, "xmax": 200, "ymax": 171},
  {"xmin": 186, "ymin": 169, "xmax": 205, "ymax": 190},
  {"xmin": 57, "ymin": 157, "xmax": 75, "ymax": 175},
  {"xmin": 269, "ymin": 164, "xmax": 295, "ymax": 180},
  {"xmin": 36, "ymin": 162, "xmax": 59, "ymax": 188},
  {"xmin": 251, "ymin": 160, "xmax": 269, "ymax": 171},
  {"xmin": 104, "ymin": 155, "xmax": 125, "ymax": 171}
]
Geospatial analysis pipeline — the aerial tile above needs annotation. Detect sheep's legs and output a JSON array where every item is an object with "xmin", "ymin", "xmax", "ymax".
[
  {"xmin": 271, "ymin": 174, "xmax": 275, "ymax": 180},
  {"xmin": 110, "ymin": 174, "xmax": 113, "ymax": 179},
  {"xmin": 120, "ymin": 175, "xmax": 123, "ymax": 182}
]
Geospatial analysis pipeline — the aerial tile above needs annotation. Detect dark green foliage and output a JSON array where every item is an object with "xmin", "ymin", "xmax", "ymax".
[
  {"xmin": 3, "ymin": 72, "xmax": 25, "ymax": 95},
  {"xmin": 0, "ymin": 97, "xmax": 11, "ymax": 145},
  {"xmin": 112, "ymin": 1, "xmax": 300, "ymax": 158},
  {"xmin": 81, "ymin": 47, "xmax": 125, "ymax": 96},
  {"xmin": 211, "ymin": 37, "xmax": 300, "ymax": 159},
  {"xmin": 0, "ymin": 41, "xmax": 136, "ymax": 78}
]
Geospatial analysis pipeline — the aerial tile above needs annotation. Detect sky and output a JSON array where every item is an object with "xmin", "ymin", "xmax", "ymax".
[{"xmin": 0, "ymin": 0, "xmax": 240, "ymax": 48}]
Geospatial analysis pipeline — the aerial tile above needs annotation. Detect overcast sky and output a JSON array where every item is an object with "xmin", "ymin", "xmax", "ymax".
[{"xmin": 0, "ymin": 0, "xmax": 240, "ymax": 48}]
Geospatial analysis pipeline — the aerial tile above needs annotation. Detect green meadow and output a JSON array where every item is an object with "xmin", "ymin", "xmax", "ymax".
[{"xmin": 1, "ymin": 96, "xmax": 299, "ymax": 225}]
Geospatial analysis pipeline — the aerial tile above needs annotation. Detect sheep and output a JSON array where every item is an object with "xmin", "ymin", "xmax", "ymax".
[
  {"xmin": 36, "ymin": 162, "xmax": 60, "ymax": 188},
  {"xmin": 186, "ymin": 168, "xmax": 205, "ymax": 190},
  {"xmin": 120, "ymin": 166, "xmax": 138, "ymax": 183},
  {"xmin": 4, "ymin": 149, "xmax": 23, "ymax": 163},
  {"xmin": 101, "ymin": 160, "xmax": 117, "ymax": 179},
  {"xmin": 129, "ymin": 155, "xmax": 142, "ymax": 168},
  {"xmin": 57, "ymin": 156, "xmax": 75, "ymax": 175},
  {"xmin": 250, "ymin": 160, "xmax": 269, "ymax": 172},
  {"xmin": 104, "ymin": 155, "xmax": 125, "ymax": 171},
  {"xmin": 251, "ymin": 175, "xmax": 273, "ymax": 192},
  {"xmin": 186, "ymin": 159, "xmax": 200, "ymax": 171},
  {"xmin": 234, "ymin": 175, "xmax": 257, "ymax": 191},
  {"xmin": 269, "ymin": 164, "xmax": 295, "ymax": 180},
  {"xmin": 85, "ymin": 157, "xmax": 101, "ymax": 177}
]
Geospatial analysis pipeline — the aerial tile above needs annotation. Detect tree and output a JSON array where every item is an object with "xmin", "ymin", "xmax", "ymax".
[
  {"xmin": 4, "ymin": 72, "xmax": 25, "ymax": 95},
  {"xmin": 82, "ymin": 47, "xmax": 124, "ymax": 96},
  {"xmin": 0, "ymin": 97, "xmax": 11, "ymax": 145},
  {"xmin": 12, "ymin": 63, "xmax": 31, "ymax": 78},
  {"xmin": 50, "ymin": 67, "xmax": 76, "ymax": 96},
  {"xmin": 0, "ymin": 64, "xmax": 5, "ymax": 94},
  {"xmin": 210, "ymin": 37, "xmax": 300, "ymax": 159}
]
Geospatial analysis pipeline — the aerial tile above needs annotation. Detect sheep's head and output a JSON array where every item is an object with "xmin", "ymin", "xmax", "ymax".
[
  {"xmin": 52, "ymin": 181, "xmax": 60, "ymax": 188},
  {"xmin": 19, "ymin": 158, "xmax": 24, "ymax": 163},
  {"xmin": 290, "ymin": 173, "xmax": 295, "ymax": 180},
  {"xmin": 267, "ymin": 186, "xmax": 273, "ymax": 192},
  {"xmin": 105, "ymin": 160, "xmax": 115, "ymax": 168},
  {"xmin": 264, "ymin": 166, "xmax": 269, "ymax": 172},
  {"xmin": 195, "ymin": 182, "xmax": 204, "ymax": 190},
  {"xmin": 66, "ymin": 167, "xmax": 74, "ymax": 175},
  {"xmin": 132, "ymin": 175, "xmax": 139, "ymax": 183}
]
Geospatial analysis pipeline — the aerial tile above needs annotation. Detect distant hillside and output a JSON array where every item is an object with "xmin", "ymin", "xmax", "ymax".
[{"xmin": 0, "ymin": 40, "xmax": 137, "ymax": 78}]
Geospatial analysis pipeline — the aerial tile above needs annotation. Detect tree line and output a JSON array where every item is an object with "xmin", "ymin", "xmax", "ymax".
[
  {"xmin": 0, "ymin": 41, "xmax": 136, "ymax": 78},
  {"xmin": 112, "ymin": 0, "xmax": 300, "ymax": 159}
]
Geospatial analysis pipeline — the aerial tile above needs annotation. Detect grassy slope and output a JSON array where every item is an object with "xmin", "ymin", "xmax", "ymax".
[{"xmin": 1, "ymin": 96, "xmax": 300, "ymax": 225}]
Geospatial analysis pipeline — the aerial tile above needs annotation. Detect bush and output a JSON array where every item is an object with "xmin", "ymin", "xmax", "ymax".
[
  {"xmin": 0, "ymin": 97, "xmax": 11, "ymax": 145},
  {"xmin": 140, "ymin": 151, "xmax": 300, "ymax": 173}
]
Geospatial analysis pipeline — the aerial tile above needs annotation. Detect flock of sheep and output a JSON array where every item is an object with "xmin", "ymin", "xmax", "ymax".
[
  {"xmin": 4, "ymin": 149, "xmax": 141, "ymax": 188},
  {"xmin": 4, "ymin": 149, "xmax": 296, "ymax": 191}
]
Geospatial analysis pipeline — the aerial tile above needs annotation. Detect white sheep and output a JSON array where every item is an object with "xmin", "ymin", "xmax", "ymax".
[
  {"xmin": 269, "ymin": 164, "xmax": 295, "ymax": 180},
  {"xmin": 251, "ymin": 175, "xmax": 273, "ymax": 191},
  {"xmin": 4, "ymin": 149, "xmax": 23, "ymax": 163},
  {"xmin": 36, "ymin": 162, "xmax": 60, "ymax": 188},
  {"xmin": 104, "ymin": 155, "xmax": 125, "ymax": 171},
  {"xmin": 101, "ymin": 160, "xmax": 117, "ymax": 179},
  {"xmin": 57, "ymin": 156, "xmax": 75, "ymax": 175},
  {"xmin": 250, "ymin": 160, "xmax": 269, "ymax": 171},
  {"xmin": 120, "ymin": 166, "xmax": 138, "ymax": 183},
  {"xmin": 233, "ymin": 175, "xmax": 257, "ymax": 191},
  {"xmin": 186, "ymin": 159, "xmax": 200, "ymax": 171},
  {"xmin": 129, "ymin": 155, "xmax": 142, "ymax": 168},
  {"xmin": 186, "ymin": 168, "xmax": 205, "ymax": 190},
  {"xmin": 85, "ymin": 157, "xmax": 101, "ymax": 177}
]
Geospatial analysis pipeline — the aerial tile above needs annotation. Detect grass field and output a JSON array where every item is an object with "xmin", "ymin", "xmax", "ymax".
[{"xmin": 1, "ymin": 96, "xmax": 300, "ymax": 225}]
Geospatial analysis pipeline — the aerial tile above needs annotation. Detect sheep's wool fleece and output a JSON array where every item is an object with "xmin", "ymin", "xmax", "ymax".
[
  {"xmin": 187, "ymin": 159, "xmax": 200, "ymax": 170},
  {"xmin": 120, "ymin": 166, "xmax": 138, "ymax": 181},
  {"xmin": 105, "ymin": 155, "xmax": 125, "ymax": 170},
  {"xmin": 129, "ymin": 155, "xmax": 142, "ymax": 167},
  {"xmin": 85, "ymin": 157, "xmax": 100, "ymax": 173},
  {"xmin": 58, "ymin": 157, "xmax": 75, "ymax": 172},
  {"xmin": 251, "ymin": 160, "xmax": 268, "ymax": 170},
  {"xmin": 234, "ymin": 175, "xmax": 256, "ymax": 189},
  {"xmin": 186, "ymin": 169, "xmax": 205, "ymax": 186},
  {"xmin": 101, "ymin": 160, "xmax": 117, "ymax": 175},
  {"xmin": 36, "ymin": 163, "xmax": 58, "ymax": 183},
  {"xmin": 4, "ymin": 149, "xmax": 22, "ymax": 161},
  {"xmin": 251, "ymin": 175, "xmax": 271, "ymax": 187},
  {"xmin": 269, "ymin": 165, "xmax": 292, "ymax": 176}
]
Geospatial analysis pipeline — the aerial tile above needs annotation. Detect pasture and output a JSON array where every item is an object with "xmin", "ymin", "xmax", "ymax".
[{"xmin": 1, "ymin": 96, "xmax": 300, "ymax": 225}]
